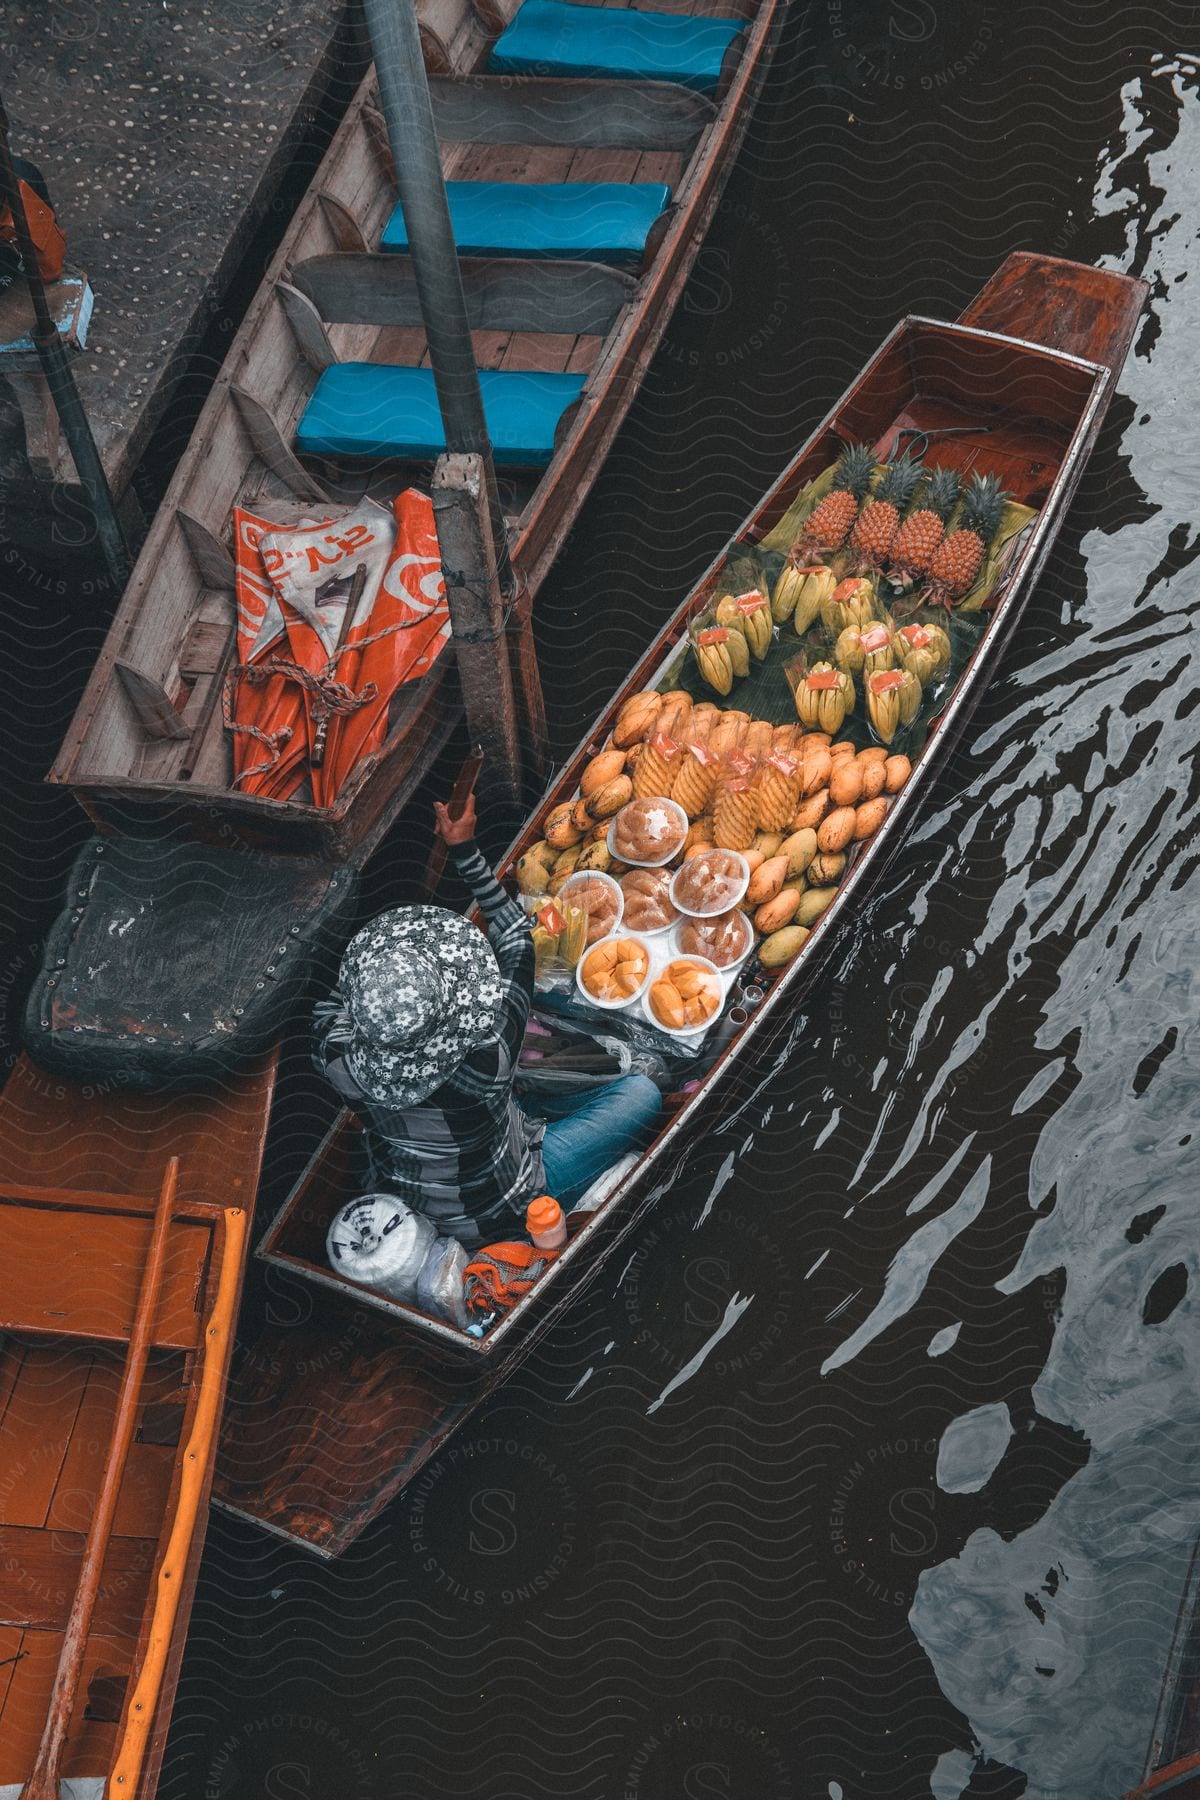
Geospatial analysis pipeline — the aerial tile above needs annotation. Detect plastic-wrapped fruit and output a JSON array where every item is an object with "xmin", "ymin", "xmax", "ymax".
[
  {"xmin": 866, "ymin": 668, "xmax": 921, "ymax": 745},
  {"xmin": 558, "ymin": 872, "xmax": 622, "ymax": 946},
  {"xmin": 611, "ymin": 796, "xmax": 688, "ymax": 866},
  {"xmin": 675, "ymin": 910, "xmax": 752, "ymax": 970},
  {"xmin": 792, "ymin": 663, "xmax": 855, "ymax": 736},
  {"xmin": 619, "ymin": 868, "xmax": 678, "ymax": 935},
  {"xmin": 671, "ymin": 847, "xmax": 750, "ymax": 917},
  {"xmin": 821, "ymin": 576, "xmax": 880, "ymax": 636}
]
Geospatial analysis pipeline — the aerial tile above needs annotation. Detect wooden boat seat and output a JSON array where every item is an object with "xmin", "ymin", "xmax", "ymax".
[
  {"xmin": 381, "ymin": 180, "xmax": 671, "ymax": 266},
  {"xmin": 295, "ymin": 363, "xmax": 586, "ymax": 466},
  {"xmin": 488, "ymin": 0, "xmax": 745, "ymax": 93},
  {"xmin": 0, "ymin": 1201, "xmax": 210, "ymax": 1351}
]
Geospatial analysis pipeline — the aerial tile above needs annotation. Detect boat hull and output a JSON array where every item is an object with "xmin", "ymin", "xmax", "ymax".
[{"xmin": 211, "ymin": 252, "xmax": 1148, "ymax": 1555}]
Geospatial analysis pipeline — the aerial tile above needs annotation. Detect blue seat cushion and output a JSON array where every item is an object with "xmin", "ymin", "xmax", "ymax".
[
  {"xmin": 296, "ymin": 364, "xmax": 586, "ymax": 467},
  {"xmin": 381, "ymin": 181, "xmax": 671, "ymax": 266},
  {"xmin": 487, "ymin": 0, "xmax": 743, "ymax": 92}
]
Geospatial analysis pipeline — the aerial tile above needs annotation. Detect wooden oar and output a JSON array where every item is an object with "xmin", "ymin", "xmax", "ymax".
[
  {"xmin": 19, "ymin": 1156, "xmax": 179, "ymax": 1800},
  {"xmin": 419, "ymin": 745, "xmax": 484, "ymax": 900}
]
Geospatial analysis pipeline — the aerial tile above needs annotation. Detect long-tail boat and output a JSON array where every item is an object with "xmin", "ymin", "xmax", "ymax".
[
  {"xmin": 211, "ymin": 251, "xmax": 1149, "ymax": 1556},
  {"xmin": 0, "ymin": 1050, "xmax": 277, "ymax": 1796},
  {"xmin": 26, "ymin": 0, "xmax": 784, "ymax": 1088}
]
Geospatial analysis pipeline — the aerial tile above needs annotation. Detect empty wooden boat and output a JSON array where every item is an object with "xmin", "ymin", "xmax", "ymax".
[
  {"xmin": 0, "ymin": 1049, "xmax": 277, "ymax": 1797},
  {"xmin": 45, "ymin": 0, "xmax": 783, "ymax": 865},
  {"xmin": 211, "ymin": 251, "xmax": 1148, "ymax": 1557}
]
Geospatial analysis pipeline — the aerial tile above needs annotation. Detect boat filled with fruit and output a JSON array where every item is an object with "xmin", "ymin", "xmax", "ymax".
[
  {"xmin": 516, "ymin": 448, "xmax": 1035, "ymax": 1039},
  {"xmin": 213, "ymin": 253, "xmax": 1149, "ymax": 1558}
]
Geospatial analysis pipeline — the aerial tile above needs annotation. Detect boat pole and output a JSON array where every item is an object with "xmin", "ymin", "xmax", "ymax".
[
  {"xmin": 0, "ymin": 89, "xmax": 131, "ymax": 595},
  {"xmin": 361, "ymin": 0, "xmax": 507, "ymax": 576},
  {"xmin": 361, "ymin": 0, "xmax": 537, "ymax": 801},
  {"xmin": 20, "ymin": 1157, "xmax": 179, "ymax": 1800}
]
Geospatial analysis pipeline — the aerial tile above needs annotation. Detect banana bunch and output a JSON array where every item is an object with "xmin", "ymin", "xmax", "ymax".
[
  {"xmin": 792, "ymin": 662, "xmax": 855, "ymax": 735},
  {"xmin": 715, "ymin": 590, "xmax": 772, "ymax": 660},
  {"xmin": 821, "ymin": 576, "xmax": 881, "ymax": 637},
  {"xmin": 895, "ymin": 621, "xmax": 951, "ymax": 688},
  {"xmin": 866, "ymin": 668, "xmax": 921, "ymax": 745},
  {"xmin": 693, "ymin": 625, "xmax": 745, "ymax": 694},
  {"xmin": 834, "ymin": 620, "xmax": 896, "ymax": 680},
  {"xmin": 773, "ymin": 562, "xmax": 837, "ymax": 633}
]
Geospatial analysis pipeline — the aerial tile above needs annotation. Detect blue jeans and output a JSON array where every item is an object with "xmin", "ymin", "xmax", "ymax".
[{"xmin": 534, "ymin": 1075, "xmax": 662, "ymax": 1211}]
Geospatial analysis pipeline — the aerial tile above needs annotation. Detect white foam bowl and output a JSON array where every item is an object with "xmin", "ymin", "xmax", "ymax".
[
  {"xmin": 669, "ymin": 849, "xmax": 750, "ymax": 919},
  {"xmin": 557, "ymin": 869, "xmax": 624, "ymax": 947},
  {"xmin": 641, "ymin": 953, "xmax": 725, "ymax": 1037},
  {"xmin": 607, "ymin": 797, "xmax": 689, "ymax": 868},
  {"xmin": 575, "ymin": 933, "xmax": 655, "ymax": 1011},
  {"xmin": 669, "ymin": 909, "xmax": 753, "ymax": 973}
]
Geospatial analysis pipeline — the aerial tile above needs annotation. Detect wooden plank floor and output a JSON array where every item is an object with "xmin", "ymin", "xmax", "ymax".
[{"xmin": 0, "ymin": 1336, "xmax": 191, "ymax": 1784}]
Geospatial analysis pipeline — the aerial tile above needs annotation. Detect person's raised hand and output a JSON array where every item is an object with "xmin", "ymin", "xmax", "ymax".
[{"xmin": 433, "ymin": 793, "xmax": 477, "ymax": 846}]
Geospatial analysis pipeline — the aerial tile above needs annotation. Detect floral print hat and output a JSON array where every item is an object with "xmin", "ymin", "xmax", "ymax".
[{"xmin": 339, "ymin": 906, "xmax": 503, "ymax": 1108}]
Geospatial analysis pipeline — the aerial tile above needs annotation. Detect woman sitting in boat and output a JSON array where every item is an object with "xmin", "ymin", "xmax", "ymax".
[{"xmin": 313, "ymin": 793, "xmax": 662, "ymax": 1248}]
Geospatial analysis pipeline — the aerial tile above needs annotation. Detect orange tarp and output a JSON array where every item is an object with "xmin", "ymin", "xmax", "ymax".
[{"xmin": 228, "ymin": 492, "xmax": 449, "ymax": 804}]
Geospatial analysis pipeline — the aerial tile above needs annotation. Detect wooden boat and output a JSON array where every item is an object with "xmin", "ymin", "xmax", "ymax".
[
  {"xmin": 0, "ymin": 1048, "xmax": 277, "ymax": 1797},
  {"xmin": 1122, "ymin": 1544, "xmax": 1200, "ymax": 1798},
  {"xmin": 44, "ymin": 0, "xmax": 783, "ymax": 865},
  {"xmin": 24, "ymin": 0, "xmax": 783, "ymax": 1088},
  {"xmin": 210, "ymin": 251, "xmax": 1148, "ymax": 1556}
]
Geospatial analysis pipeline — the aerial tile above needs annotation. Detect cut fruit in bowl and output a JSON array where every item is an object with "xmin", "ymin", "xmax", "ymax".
[
  {"xmin": 576, "ymin": 934, "xmax": 654, "ymax": 1009},
  {"xmin": 644, "ymin": 954, "xmax": 724, "ymax": 1035}
]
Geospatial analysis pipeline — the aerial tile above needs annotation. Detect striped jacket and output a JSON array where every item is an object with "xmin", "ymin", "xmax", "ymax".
[{"xmin": 314, "ymin": 840, "xmax": 543, "ymax": 1246}]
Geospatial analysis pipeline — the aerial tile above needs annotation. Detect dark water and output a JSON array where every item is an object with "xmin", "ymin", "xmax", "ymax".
[{"xmin": 3, "ymin": 4, "xmax": 1199, "ymax": 1797}]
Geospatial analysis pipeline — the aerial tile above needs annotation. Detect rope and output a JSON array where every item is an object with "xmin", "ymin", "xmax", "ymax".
[{"xmin": 222, "ymin": 615, "xmax": 424, "ymax": 788}]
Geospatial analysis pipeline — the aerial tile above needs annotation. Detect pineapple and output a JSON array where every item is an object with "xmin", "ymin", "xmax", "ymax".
[
  {"xmin": 888, "ymin": 465, "xmax": 960, "ymax": 581},
  {"xmin": 848, "ymin": 452, "xmax": 923, "ymax": 572},
  {"xmin": 795, "ymin": 443, "xmax": 876, "ymax": 558},
  {"xmin": 924, "ymin": 472, "xmax": 1009, "ymax": 607}
]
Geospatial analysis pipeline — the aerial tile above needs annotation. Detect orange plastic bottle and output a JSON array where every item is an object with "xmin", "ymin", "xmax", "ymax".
[{"xmin": 526, "ymin": 1195, "xmax": 567, "ymax": 1250}]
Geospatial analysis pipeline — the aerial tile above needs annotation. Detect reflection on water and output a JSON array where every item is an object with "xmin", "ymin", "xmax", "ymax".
[{"xmin": 898, "ymin": 62, "xmax": 1200, "ymax": 1799}]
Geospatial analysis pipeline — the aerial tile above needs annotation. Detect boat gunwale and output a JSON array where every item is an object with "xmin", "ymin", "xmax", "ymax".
[
  {"xmin": 46, "ymin": 0, "xmax": 783, "ymax": 841},
  {"xmin": 0, "ymin": 1198, "xmax": 229, "ymax": 1797},
  {"xmin": 254, "ymin": 305, "xmax": 1119, "ymax": 1358}
]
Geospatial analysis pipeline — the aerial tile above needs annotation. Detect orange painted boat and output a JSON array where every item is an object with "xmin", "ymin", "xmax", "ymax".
[{"xmin": 0, "ymin": 1049, "xmax": 277, "ymax": 1799}]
